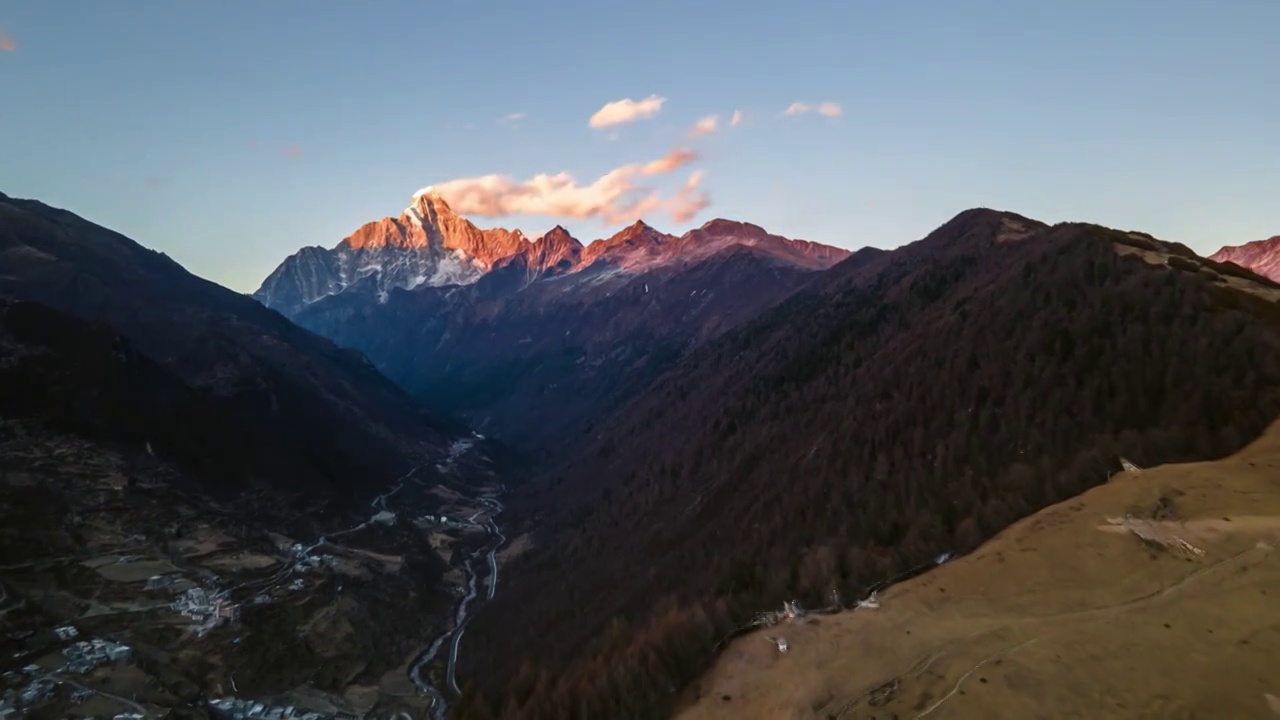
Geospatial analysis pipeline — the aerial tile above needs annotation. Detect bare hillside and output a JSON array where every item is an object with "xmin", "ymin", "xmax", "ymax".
[{"xmin": 676, "ymin": 421, "xmax": 1280, "ymax": 720}]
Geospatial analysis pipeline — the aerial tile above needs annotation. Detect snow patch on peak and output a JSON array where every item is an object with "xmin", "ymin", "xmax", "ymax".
[{"xmin": 412, "ymin": 186, "xmax": 440, "ymax": 201}]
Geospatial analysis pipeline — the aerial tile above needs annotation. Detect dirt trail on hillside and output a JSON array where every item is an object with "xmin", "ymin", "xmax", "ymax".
[{"xmin": 676, "ymin": 422, "xmax": 1280, "ymax": 720}]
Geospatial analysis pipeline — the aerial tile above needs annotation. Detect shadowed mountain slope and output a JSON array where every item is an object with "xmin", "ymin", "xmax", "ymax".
[
  {"xmin": 451, "ymin": 210, "xmax": 1280, "ymax": 720},
  {"xmin": 265, "ymin": 199, "xmax": 851, "ymax": 452},
  {"xmin": 0, "ymin": 191, "xmax": 465, "ymax": 499}
]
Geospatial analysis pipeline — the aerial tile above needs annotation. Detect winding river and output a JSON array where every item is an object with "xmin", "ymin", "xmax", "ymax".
[{"xmin": 409, "ymin": 495, "xmax": 507, "ymax": 719}]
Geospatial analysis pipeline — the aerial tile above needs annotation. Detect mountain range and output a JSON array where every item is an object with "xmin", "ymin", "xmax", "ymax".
[
  {"xmin": 4, "ymin": 184, "xmax": 1280, "ymax": 720},
  {"xmin": 255, "ymin": 192, "xmax": 850, "ymax": 451}
]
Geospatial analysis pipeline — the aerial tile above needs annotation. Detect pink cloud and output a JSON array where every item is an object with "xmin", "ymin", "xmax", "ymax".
[
  {"xmin": 422, "ymin": 148, "xmax": 710, "ymax": 225},
  {"xmin": 730, "ymin": 110, "xmax": 744, "ymax": 128},
  {"xmin": 785, "ymin": 101, "xmax": 843, "ymax": 119},
  {"xmin": 640, "ymin": 148, "xmax": 699, "ymax": 175},
  {"xmin": 816, "ymin": 102, "xmax": 843, "ymax": 118},
  {"xmin": 589, "ymin": 95, "xmax": 667, "ymax": 129},
  {"xmin": 0, "ymin": 31, "xmax": 16, "ymax": 52},
  {"xmin": 280, "ymin": 145, "xmax": 304, "ymax": 158},
  {"xmin": 688, "ymin": 114, "xmax": 719, "ymax": 138},
  {"xmin": 668, "ymin": 170, "xmax": 710, "ymax": 223}
]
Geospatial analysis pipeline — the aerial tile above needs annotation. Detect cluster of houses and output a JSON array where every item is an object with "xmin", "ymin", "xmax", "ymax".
[
  {"xmin": 208, "ymin": 696, "xmax": 360, "ymax": 720},
  {"xmin": 283, "ymin": 543, "xmax": 336, "ymax": 574},
  {"xmin": 172, "ymin": 587, "xmax": 238, "ymax": 637},
  {"xmin": 0, "ymin": 626, "xmax": 138, "ymax": 717},
  {"xmin": 61, "ymin": 637, "xmax": 133, "ymax": 674},
  {"xmin": 1, "ymin": 679, "xmax": 51, "ymax": 717},
  {"xmin": 413, "ymin": 514, "xmax": 471, "ymax": 531},
  {"xmin": 295, "ymin": 554, "xmax": 335, "ymax": 574}
]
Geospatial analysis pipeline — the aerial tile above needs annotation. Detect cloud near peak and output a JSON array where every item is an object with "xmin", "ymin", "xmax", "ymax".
[
  {"xmin": 589, "ymin": 95, "xmax": 667, "ymax": 129},
  {"xmin": 0, "ymin": 31, "xmax": 16, "ymax": 52},
  {"xmin": 785, "ymin": 101, "xmax": 843, "ymax": 118},
  {"xmin": 423, "ymin": 148, "xmax": 709, "ymax": 226}
]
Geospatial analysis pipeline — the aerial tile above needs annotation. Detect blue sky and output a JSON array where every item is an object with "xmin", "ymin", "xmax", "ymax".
[{"xmin": 1, "ymin": 0, "xmax": 1277, "ymax": 292}]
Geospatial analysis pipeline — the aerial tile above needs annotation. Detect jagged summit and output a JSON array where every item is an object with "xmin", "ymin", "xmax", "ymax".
[
  {"xmin": 405, "ymin": 187, "xmax": 466, "ymax": 229},
  {"xmin": 255, "ymin": 191, "xmax": 850, "ymax": 316}
]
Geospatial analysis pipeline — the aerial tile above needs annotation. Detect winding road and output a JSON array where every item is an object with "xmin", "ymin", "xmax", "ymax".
[{"xmin": 408, "ymin": 493, "xmax": 507, "ymax": 719}]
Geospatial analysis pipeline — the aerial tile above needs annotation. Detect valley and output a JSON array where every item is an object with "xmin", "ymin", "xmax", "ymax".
[
  {"xmin": 0, "ymin": 420, "xmax": 509, "ymax": 720},
  {"xmin": 4, "ymin": 169, "xmax": 1280, "ymax": 720},
  {"xmin": 6, "ymin": 187, "xmax": 1280, "ymax": 719},
  {"xmin": 5, "ymin": 3, "xmax": 1280, "ymax": 718},
  {"xmin": 258, "ymin": 195, "xmax": 850, "ymax": 452}
]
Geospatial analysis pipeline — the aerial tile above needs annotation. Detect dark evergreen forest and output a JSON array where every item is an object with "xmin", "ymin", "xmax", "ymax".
[{"xmin": 452, "ymin": 210, "xmax": 1280, "ymax": 719}]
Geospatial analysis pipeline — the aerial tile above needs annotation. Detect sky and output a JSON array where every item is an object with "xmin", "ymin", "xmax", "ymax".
[{"xmin": 1, "ymin": 0, "xmax": 1278, "ymax": 293}]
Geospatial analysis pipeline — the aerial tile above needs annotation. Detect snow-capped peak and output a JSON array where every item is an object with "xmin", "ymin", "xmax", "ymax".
[{"xmin": 406, "ymin": 188, "xmax": 456, "ymax": 227}]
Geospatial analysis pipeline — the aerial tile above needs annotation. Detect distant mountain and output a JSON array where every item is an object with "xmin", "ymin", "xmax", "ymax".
[
  {"xmin": 453, "ymin": 210, "xmax": 1280, "ymax": 719},
  {"xmin": 0, "ymin": 191, "xmax": 466, "ymax": 501},
  {"xmin": 257, "ymin": 193, "xmax": 850, "ymax": 450},
  {"xmin": 1211, "ymin": 235, "xmax": 1280, "ymax": 282},
  {"xmin": 256, "ymin": 190, "xmax": 532, "ymax": 317}
]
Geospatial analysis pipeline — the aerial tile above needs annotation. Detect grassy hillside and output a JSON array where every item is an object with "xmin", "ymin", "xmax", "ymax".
[{"xmin": 676, "ymin": 418, "xmax": 1280, "ymax": 720}]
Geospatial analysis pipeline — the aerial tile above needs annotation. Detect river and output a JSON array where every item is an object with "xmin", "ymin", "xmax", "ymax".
[{"xmin": 408, "ymin": 494, "xmax": 507, "ymax": 719}]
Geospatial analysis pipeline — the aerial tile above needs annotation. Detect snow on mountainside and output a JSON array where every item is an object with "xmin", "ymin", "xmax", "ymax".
[
  {"xmin": 254, "ymin": 192, "xmax": 851, "ymax": 318},
  {"xmin": 254, "ymin": 191, "xmax": 527, "ymax": 316},
  {"xmin": 1211, "ymin": 236, "xmax": 1280, "ymax": 283},
  {"xmin": 254, "ymin": 192, "xmax": 852, "ymax": 450}
]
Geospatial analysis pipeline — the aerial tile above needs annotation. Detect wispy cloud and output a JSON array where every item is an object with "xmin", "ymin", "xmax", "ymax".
[
  {"xmin": 669, "ymin": 170, "xmax": 710, "ymax": 223},
  {"xmin": 280, "ymin": 145, "xmax": 305, "ymax": 158},
  {"xmin": 641, "ymin": 148, "xmax": 699, "ymax": 175},
  {"xmin": 502, "ymin": 112, "xmax": 527, "ymax": 124},
  {"xmin": 730, "ymin": 110, "xmax": 744, "ymax": 128},
  {"xmin": 785, "ymin": 101, "xmax": 843, "ymax": 119},
  {"xmin": 143, "ymin": 175, "xmax": 170, "ymax": 189},
  {"xmin": 589, "ymin": 95, "xmax": 667, "ymax": 129},
  {"xmin": 0, "ymin": 30, "xmax": 16, "ymax": 52},
  {"xmin": 688, "ymin": 114, "xmax": 719, "ymax": 138},
  {"xmin": 421, "ymin": 148, "xmax": 709, "ymax": 225}
]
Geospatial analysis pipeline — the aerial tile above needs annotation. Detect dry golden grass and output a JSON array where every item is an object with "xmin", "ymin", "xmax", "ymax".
[{"xmin": 676, "ymin": 422, "xmax": 1280, "ymax": 720}]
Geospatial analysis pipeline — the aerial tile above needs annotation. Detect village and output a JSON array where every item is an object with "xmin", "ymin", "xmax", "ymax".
[
  {"xmin": 0, "ymin": 622, "xmax": 136, "ymax": 720},
  {"xmin": 207, "ymin": 696, "xmax": 365, "ymax": 720},
  {"xmin": 0, "ymin": 429, "xmax": 505, "ymax": 720}
]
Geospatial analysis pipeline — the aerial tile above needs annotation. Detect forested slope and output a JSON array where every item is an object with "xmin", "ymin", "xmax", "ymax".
[{"xmin": 454, "ymin": 209, "xmax": 1280, "ymax": 719}]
